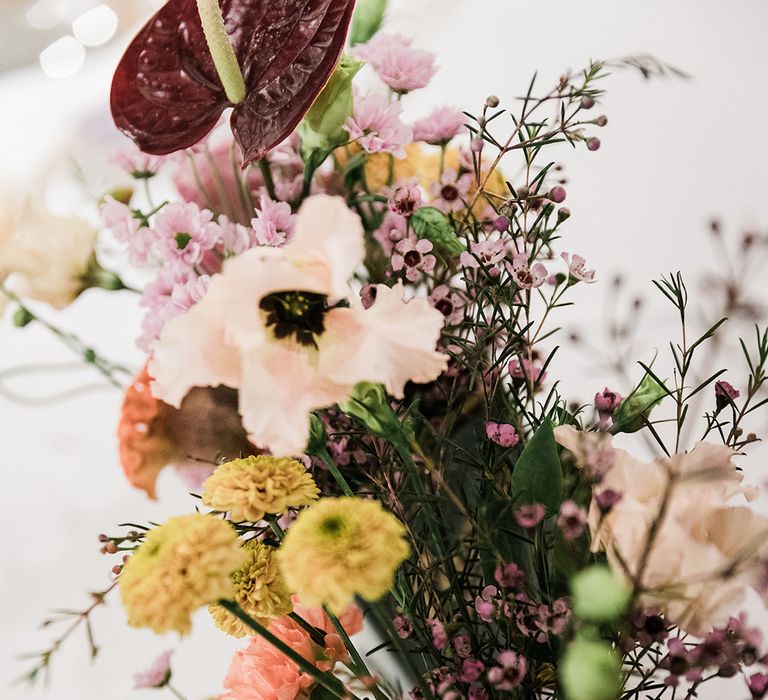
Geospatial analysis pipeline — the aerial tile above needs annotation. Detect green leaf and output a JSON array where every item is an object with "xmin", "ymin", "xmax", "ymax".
[
  {"xmin": 511, "ymin": 419, "xmax": 563, "ymax": 516},
  {"xmin": 349, "ymin": 0, "xmax": 387, "ymax": 46},
  {"xmin": 411, "ymin": 206, "xmax": 464, "ymax": 255}
]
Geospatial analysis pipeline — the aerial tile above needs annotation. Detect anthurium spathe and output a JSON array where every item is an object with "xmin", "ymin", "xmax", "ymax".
[{"xmin": 110, "ymin": 0, "xmax": 357, "ymax": 165}]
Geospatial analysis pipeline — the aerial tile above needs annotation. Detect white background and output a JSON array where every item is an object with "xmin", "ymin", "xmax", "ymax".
[{"xmin": 1, "ymin": 1, "xmax": 768, "ymax": 698}]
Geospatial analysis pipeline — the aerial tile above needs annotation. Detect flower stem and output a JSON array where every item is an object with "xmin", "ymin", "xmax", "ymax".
[
  {"xmin": 166, "ymin": 683, "xmax": 186, "ymax": 700},
  {"xmin": 195, "ymin": 0, "xmax": 246, "ymax": 104},
  {"xmin": 217, "ymin": 599, "xmax": 350, "ymax": 699},
  {"xmin": 315, "ymin": 446, "xmax": 354, "ymax": 497}
]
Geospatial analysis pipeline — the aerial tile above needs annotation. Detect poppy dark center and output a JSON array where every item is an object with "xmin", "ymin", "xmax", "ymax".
[{"xmin": 260, "ymin": 290, "xmax": 328, "ymax": 347}]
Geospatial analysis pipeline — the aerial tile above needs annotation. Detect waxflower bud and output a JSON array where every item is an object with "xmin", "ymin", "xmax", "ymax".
[
  {"xmin": 493, "ymin": 215, "xmax": 510, "ymax": 232},
  {"xmin": 586, "ymin": 137, "xmax": 601, "ymax": 151},
  {"xmin": 580, "ymin": 96, "xmax": 595, "ymax": 109},
  {"xmin": 471, "ymin": 137, "xmax": 484, "ymax": 153},
  {"xmin": 595, "ymin": 115, "xmax": 608, "ymax": 127},
  {"xmin": 557, "ymin": 207, "xmax": 571, "ymax": 222},
  {"xmin": 485, "ymin": 95, "xmax": 500, "ymax": 108},
  {"xmin": 571, "ymin": 566, "xmax": 630, "ymax": 622},
  {"xmin": 549, "ymin": 186, "xmax": 567, "ymax": 203}
]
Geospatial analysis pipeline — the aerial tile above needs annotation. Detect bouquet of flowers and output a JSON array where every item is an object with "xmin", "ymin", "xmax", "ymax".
[{"xmin": 5, "ymin": 1, "xmax": 768, "ymax": 699}]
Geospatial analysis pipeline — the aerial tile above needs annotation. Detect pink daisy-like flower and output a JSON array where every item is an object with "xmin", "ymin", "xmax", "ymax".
[
  {"xmin": 391, "ymin": 236, "xmax": 436, "ymax": 282},
  {"xmin": 428, "ymin": 284, "xmax": 465, "ymax": 325},
  {"xmin": 251, "ymin": 194, "xmax": 296, "ymax": 247},
  {"xmin": 150, "ymin": 196, "xmax": 448, "ymax": 457},
  {"xmin": 100, "ymin": 196, "xmax": 154, "ymax": 266},
  {"xmin": 354, "ymin": 33, "xmax": 436, "ymax": 94},
  {"xmin": 488, "ymin": 651, "xmax": 528, "ymax": 690},
  {"xmin": 508, "ymin": 357, "xmax": 546, "ymax": 385},
  {"xmin": 345, "ymin": 93, "xmax": 413, "ymax": 158},
  {"xmin": 561, "ymin": 251, "xmax": 596, "ymax": 283},
  {"xmin": 111, "ymin": 143, "xmax": 166, "ymax": 178},
  {"xmin": 460, "ymin": 239, "xmax": 505, "ymax": 271},
  {"xmin": 557, "ymin": 500, "xmax": 588, "ymax": 541},
  {"xmin": 431, "ymin": 168, "xmax": 472, "ymax": 214},
  {"xmin": 153, "ymin": 202, "xmax": 220, "ymax": 270},
  {"xmin": 413, "ymin": 106, "xmax": 466, "ymax": 145},
  {"xmin": 218, "ymin": 215, "xmax": 256, "ymax": 257},
  {"xmin": 514, "ymin": 503, "xmax": 546, "ymax": 529},
  {"xmin": 134, "ymin": 650, "xmax": 173, "ymax": 689},
  {"xmin": 475, "ymin": 584, "xmax": 498, "ymax": 622},
  {"xmin": 374, "ymin": 211, "xmax": 408, "ymax": 256},
  {"xmin": 509, "ymin": 253, "xmax": 547, "ymax": 289}
]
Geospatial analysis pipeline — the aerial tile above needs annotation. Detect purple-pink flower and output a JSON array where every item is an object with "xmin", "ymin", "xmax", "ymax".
[
  {"xmin": 111, "ymin": 143, "xmax": 167, "ymax": 178},
  {"xmin": 388, "ymin": 178, "xmax": 422, "ymax": 217},
  {"xmin": 346, "ymin": 93, "xmax": 413, "ymax": 157},
  {"xmin": 391, "ymin": 236, "xmax": 436, "ymax": 282},
  {"xmin": 475, "ymin": 584, "xmax": 499, "ymax": 622},
  {"xmin": 460, "ymin": 659, "xmax": 485, "ymax": 683},
  {"xmin": 374, "ymin": 211, "xmax": 408, "ymax": 256},
  {"xmin": 251, "ymin": 194, "xmax": 296, "ymax": 247},
  {"xmin": 354, "ymin": 34, "xmax": 436, "ymax": 94},
  {"xmin": 428, "ymin": 284, "xmax": 465, "ymax": 325},
  {"xmin": 561, "ymin": 251, "xmax": 596, "ymax": 283},
  {"xmin": 413, "ymin": 106, "xmax": 466, "ymax": 145},
  {"xmin": 460, "ymin": 239, "xmax": 505, "ymax": 272},
  {"xmin": 100, "ymin": 196, "xmax": 154, "ymax": 266},
  {"xmin": 715, "ymin": 380, "xmax": 740, "ymax": 411},
  {"xmin": 134, "ymin": 650, "xmax": 173, "ymax": 689},
  {"xmin": 495, "ymin": 563, "xmax": 525, "ymax": 590},
  {"xmin": 486, "ymin": 421, "xmax": 520, "ymax": 448},
  {"xmin": 514, "ymin": 503, "xmax": 546, "ymax": 529},
  {"xmin": 509, "ymin": 252, "xmax": 547, "ymax": 289},
  {"xmin": 557, "ymin": 500, "xmax": 588, "ymax": 541},
  {"xmin": 427, "ymin": 618, "xmax": 448, "ymax": 650},
  {"xmin": 487, "ymin": 650, "xmax": 528, "ymax": 690},
  {"xmin": 431, "ymin": 168, "xmax": 472, "ymax": 213}
]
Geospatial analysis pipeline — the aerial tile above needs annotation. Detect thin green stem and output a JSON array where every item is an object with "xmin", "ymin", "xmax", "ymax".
[{"xmin": 166, "ymin": 684, "xmax": 186, "ymax": 700}]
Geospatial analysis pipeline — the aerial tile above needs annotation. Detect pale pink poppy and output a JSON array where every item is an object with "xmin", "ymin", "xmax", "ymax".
[{"xmin": 150, "ymin": 196, "xmax": 448, "ymax": 456}]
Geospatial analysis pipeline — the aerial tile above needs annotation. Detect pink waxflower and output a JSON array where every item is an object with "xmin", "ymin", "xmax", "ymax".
[
  {"xmin": 251, "ymin": 194, "xmax": 296, "ymax": 247},
  {"xmin": 346, "ymin": 93, "xmax": 413, "ymax": 157},
  {"xmin": 100, "ymin": 196, "xmax": 154, "ymax": 266},
  {"xmin": 452, "ymin": 634, "xmax": 473, "ymax": 659},
  {"xmin": 495, "ymin": 563, "xmax": 525, "ymax": 590},
  {"xmin": 460, "ymin": 239, "xmax": 505, "ymax": 272},
  {"xmin": 111, "ymin": 143, "xmax": 166, "ymax": 178},
  {"xmin": 460, "ymin": 659, "xmax": 485, "ymax": 683},
  {"xmin": 150, "ymin": 196, "xmax": 448, "ymax": 457},
  {"xmin": 413, "ymin": 106, "xmax": 466, "ymax": 145},
  {"xmin": 486, "ymin": 421, "xmax": 520, "ymax": 448},
  {"xmin": 557, "ymin": 500, "xmax": 588, "ymax": 541},
  {"xmin": 595, "ymin": 387, "xmax": 622, "ymax": 416},
  {"xmin": 749, "ymin": 672, "xmax": 768, "ymax": 699},
  {"xmin": 374, "ymin": 211, "xmax": 408, "ymax": 256},
  {"xmin": 354, "ymin": 34, "xmax": 436, "ymax": 93},
  {"xmin": 509, "ymin": 252, "xmax": 547, "ymax": 289},
  {"xmin": 153, "ymin": 202, "xmax": 220, "ymax": 270},
  {"xmin": 715, "ymin": 380, "xmax": 740, "ymax": 411},
  {"xmin": 134, "ymin": 650, "xmax": 173, "ymax": 689},
  {"xmin": 431, "ymin": 168, "xmax": 472, "ymax": 214},
  {"xmin": 561, "ymin": 251, "xmax": 596, "ymax": 283},
  {"xmin": 487, "ymin": 650, "xmax": 528, "ymax": 690},
  {"xmin": 393, "ymin": 615, "xmax": 413, "ymax": 639},
  {"xmin": 428, "ymin": 284, "xmax": 465, "ymax": 325},
  {"xmin": 468, "ymin": 687, "xmax": 489, "ymax": 700},
  {"xmin": 475, "ymin": 585, "xmax": 498, "ymax": 622},
  {"xmin": 391, "ymin": 236, "xmax": 436, "ymax": 282},
  {"xmin": 514, "ymin": 503, "xmax": 546, "ymax": 529},
  {"xmin": 388, "ymin": 178, "xmax": 422, "ymax": 217},
  {"xmin": 427, "ymin": 618, "xmax": 448, "ymax": 650}
]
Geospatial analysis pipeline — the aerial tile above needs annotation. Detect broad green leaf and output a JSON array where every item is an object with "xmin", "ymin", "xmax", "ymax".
[
  {"xmin": 349, "ymin": 0, "xmax": 387, "ymax": 46},
  {"xmin": 511, "ymin": 419, "xmax": 563, "ymax": 517},
  {"xmin": 411, "ymin": 206, "xmax": 464, "ymax": 256}
]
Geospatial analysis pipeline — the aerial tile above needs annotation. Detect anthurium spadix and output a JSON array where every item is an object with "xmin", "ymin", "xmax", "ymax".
[{"xmin": 110, "ymin": 0, "xmax": 357, "ymax": 166}]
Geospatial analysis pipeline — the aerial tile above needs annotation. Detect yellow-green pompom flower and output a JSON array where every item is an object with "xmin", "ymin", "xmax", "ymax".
[
  {"xmin": 209, "ymin": 539, "xmax": 293, "ymax": 638},
  {"xmin": 202, "ymin": 455, "xmax": 319, "ymax": 522},
  {"xmin": 277, "ymin": 497, "xmax": 410, "ymax": 614},
  {"xmin": 119, "ymin": 513, "xmax": 245, "ymax": 635}
]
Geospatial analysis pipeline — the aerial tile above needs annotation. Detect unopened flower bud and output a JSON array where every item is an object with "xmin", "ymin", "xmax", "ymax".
[
  {"xmin": 595, "ymin": 115, "xmax": 608, "ymax": 127},
  {"xmin": 104, "ymin": 541, "xmax": 118, "ymax": 554},
  {"xmin": 549, "ymin": 186, "xmax": 567, "ymax": 203},
  {"xmin": 580, "ymin": 96, "xmax": 595, "ymax": 110},
  {"xmin": 98, "ymin": 534, "xmax": 109, "ymax": 542},
  {"xmin": 557, "ymin": 207, "xmax": 571, "ymax": 222},
  {"xmin": 494, "ymin": 215, "xmax": 510, "ymax": 232},
  {"xmin": 485, "ymin": 95, "xmax": 500, "ymax": 108},
  {"xmin": 112, "ymin": 564, "xmax": 123, "ymax": 575},
  {"xmin": 470, "ymin": 137, "xmax": 484, "ymax": 153},
  {"xmin": 515, "ymin": 185, "xmax": 529, "ymax": 200},
  {"xmin": 586, "ymin": 137, "xmax": 601, "ymax": 151}
]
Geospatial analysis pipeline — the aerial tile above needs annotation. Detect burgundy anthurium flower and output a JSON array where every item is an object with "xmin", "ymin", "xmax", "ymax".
[{"xmin": 111, "ymin": 0, "xmax": 356, "ymax": 166}]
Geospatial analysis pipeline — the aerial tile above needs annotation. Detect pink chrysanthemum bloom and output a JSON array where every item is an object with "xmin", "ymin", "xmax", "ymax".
[
  {"xmin": 374, "ymin": 211, "xmax": 407, "ymax": 256},
  {"xmin": 150, "ymin": 196, "xmax": 448, "ymax": 457},
  {"xmin": 413, "ymin": 106, "xmax": 466, "ymax": 145},
  {"xmin": 153, "ymin": 202, "xmax": 220, "ymax": 270},
  {"xmin": 100, "ymin": 196, "xmax": 154, "ymax": 266},
  {"xmin": 509, "ymin": 253, "xmax": 547, "ymax": 289},
  {"xmin": 391, "ymin": 236, "xmax": 436, "ymax": 282},
  {"xmin": 251, "ymin": 194, "xmax": 296, "ymax": 247},
  {"xmin": 218, "ymin": 215, "xmax": 256, "ymax": 257},
  {"xmin": 134, "ymin": 650, "xmax": 173, "ymax": 689},
  {"xmin": 345, "ymin": 94, "xmax": 413, "ymax": 158},
  {"xmin": 354, "ymin": 33, "xmax": 436, "ymax": 93},
  {"xmin": 431, "ymin": 168, "xmax": 472, "ymax": 214},
  {"xmin": 561, "ymin": 251, "xmax": 596, "ymax": 283}
]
